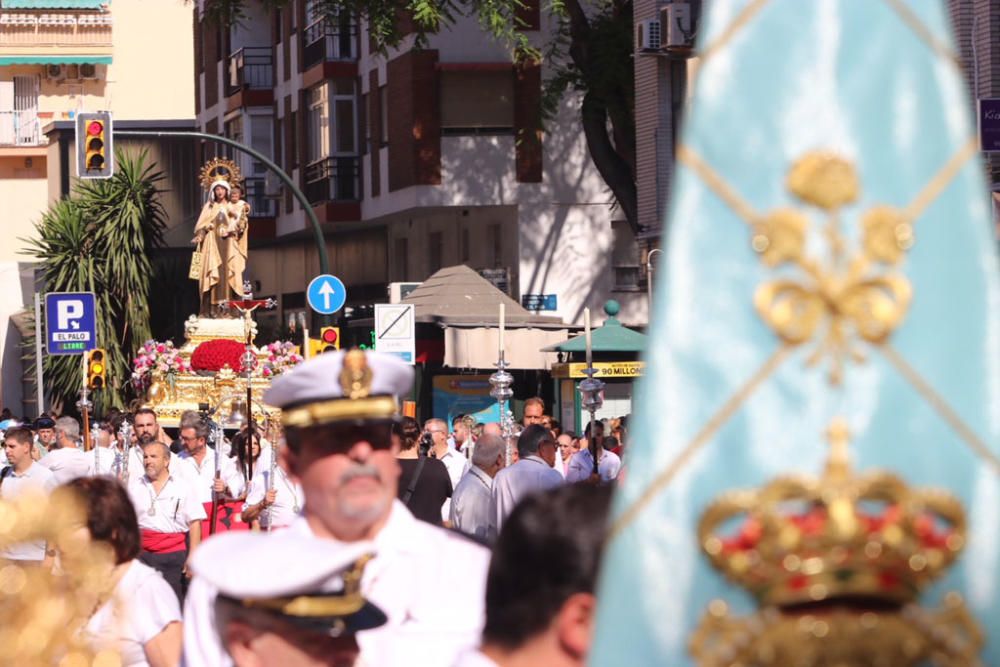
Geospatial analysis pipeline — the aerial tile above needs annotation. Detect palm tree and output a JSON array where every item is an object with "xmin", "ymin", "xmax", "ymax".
[{"xmin": 22, "ymin": 148, "xmax": 166, "ymax": 415}]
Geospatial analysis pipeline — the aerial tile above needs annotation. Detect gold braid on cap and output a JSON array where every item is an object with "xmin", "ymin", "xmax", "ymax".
[
  {"xmin": 199, "ymin": 157, "xmax": 242, "ymax": 191},
  {"xmin": 241, "ymin": 555, "xmax": 375, "ymax": 618}
]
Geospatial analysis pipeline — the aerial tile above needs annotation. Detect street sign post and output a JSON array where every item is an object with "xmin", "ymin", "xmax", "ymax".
[
  {"xmin": 45, "ymin": 292, "xmax": 97, "ymax": 355},
  {"xmin": 307, "ymin": 274, "xmax": 347, "ymax": 315},
  {"xmin": 374, "ymin": 304, "xmax": 416, "ymax": 364}
]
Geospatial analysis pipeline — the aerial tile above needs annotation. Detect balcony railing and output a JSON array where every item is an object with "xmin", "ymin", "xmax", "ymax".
[
  {"xmin": 243, "ymin": 177, "xmax": 278, "ymax": 218},
  {"xmin": 226, "ymin": 47, "xmax": 274, "ymax": 97},
  {"xmin": 0, "ymin": 110, "xmax": 41, "ymax": 147},
  {"xmin": 0, "ymin": 13, "xmax": 113, "ymax": 47},
  {"xmin": 303, "ymin": 15, "xmax": 357, "ymax": 69},
  {"xmin": 305, "ymin": 156, "xmax": 361, "ymax": 204}
]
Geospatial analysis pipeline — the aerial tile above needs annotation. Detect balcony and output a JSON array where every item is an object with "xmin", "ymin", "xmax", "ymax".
[
  {"xmin": 0, "ymin": 110, "xmax": 41, "ymax": 147},
  {"xmin": 305, "ymin": 156, "xmax": 361, "ymax": 205},
  {"xmin": 0, "ymin": 13, "xmax": 113, "ymax": 49},
  {"xmin": 302, "ymin": 15, "xmax": 357, "ymax": 69},
  {"xmin": 243, "ymin": 177, "xmax": 278, "ymax": 218},
  {"xmin": 226, "ymin": 47, "xmax": 274, "ymax": 97}
]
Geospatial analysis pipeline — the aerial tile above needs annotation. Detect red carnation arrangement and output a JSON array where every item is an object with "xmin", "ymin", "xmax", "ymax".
[{"xmin": 190, "ymin": 339, "xmax": 247, "ymax": 372}]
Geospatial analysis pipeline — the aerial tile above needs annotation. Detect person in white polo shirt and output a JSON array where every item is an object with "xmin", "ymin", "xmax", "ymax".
[
  {"xmin": 38, "ymin": 416, "xmax": 91, "ymax": 484},
  {"xmin": 0, "ymin": 426, "xmax": 57, "ymax": 565},
  {"xmin": 240, "ymin": 431, "xmax": 303, "ymax": 531},
  {"xmin": 175, "ymin": 414, "xmax": 245, "ymax": 535},
  {"xmin": 128, "ymin": 440, "xmax": 206, "ymax": 604}
]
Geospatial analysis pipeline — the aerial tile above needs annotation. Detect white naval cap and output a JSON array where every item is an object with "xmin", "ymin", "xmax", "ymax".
[
  {"xmin": 263, "ymin": 349, "xmax": 413, "ymax": 428},
  {"xmin": 192, "ymin": 531, "xmax": 387, "ymax": 634}
]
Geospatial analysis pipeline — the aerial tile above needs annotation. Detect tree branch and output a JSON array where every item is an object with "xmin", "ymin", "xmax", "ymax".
[{"xmin": 581, "ymin": 92, "xmax": 639, "ymax": 234}]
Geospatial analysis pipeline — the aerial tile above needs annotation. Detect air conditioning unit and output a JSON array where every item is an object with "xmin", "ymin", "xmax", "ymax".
[
  {"xmin": 660, "ymin": 2, "xmax": 694, "ymax": 50},
  {"xmin": 636, "ymin": 19, "xmax": 661, "ymax": 53},
  {"xmin": 79, "ymin": 63, "xmax": 98, "ymax": 79},
  {"xmin": 46, "ymin": 64, "xmax": 66, "ymax": 81},
  {"xmin": 388, "ymin": 282, "xmax": 422, "ymax": 304}
]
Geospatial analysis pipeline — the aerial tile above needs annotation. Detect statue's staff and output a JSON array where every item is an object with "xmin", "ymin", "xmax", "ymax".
[{"xmin": 265, "ymin": 439, "xmax": 279, "ymax": 531}]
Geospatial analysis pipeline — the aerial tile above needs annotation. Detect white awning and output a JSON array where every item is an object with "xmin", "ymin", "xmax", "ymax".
[{"xmin": 443, "ymin": 327, "xmax": 567, "ymax": 370}]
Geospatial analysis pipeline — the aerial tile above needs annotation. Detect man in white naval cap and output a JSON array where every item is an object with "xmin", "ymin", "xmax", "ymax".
[
  {"xmin": 191, "ymin": 531, "xmax": 387, "ymax": 667},
  {"xmin": 184, "ymin": 349, "xmax": 490, "ymax": 666}
]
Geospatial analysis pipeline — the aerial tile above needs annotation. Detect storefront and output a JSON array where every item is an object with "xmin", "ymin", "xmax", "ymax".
[{"xmin": 544, "ymin": 301, "xmax": 647, "ymax": 434}]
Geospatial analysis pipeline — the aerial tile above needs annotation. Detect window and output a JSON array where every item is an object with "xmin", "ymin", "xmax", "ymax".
[
  {"xmin": 611, "ymin": 220, "xmax": 641, "ymax": 290},
  {"xmin": 440, "ymin": 70, "xmax": 514, "ymax": 134},
  {"xmin": 379, "ymin": 86, "xmax": 388, "ymax": 146},
  {"xmin": 395, "ymin": 237, "xmax": 409, "ymax": 281},
  {"xmin": 307, "ymin": 83, "xmax": 330, "ymax": 163},
  {"xmin": 361, "ymin": 92, "xmax": 369, "ymax": 154},
  {"xmin": 428, "ymin": 231, "xmax": 444, "ymax": 273},
  {"xmin": 333, "ymin": 80, "xmax": 356, "ymax": 154},
  {"xmin": 488, "ymin": 224, "xmax": 503, "ymax": 268},
  {"xmin": 249, "ymin": 114, "xmax": 273, "ymax": 175}
]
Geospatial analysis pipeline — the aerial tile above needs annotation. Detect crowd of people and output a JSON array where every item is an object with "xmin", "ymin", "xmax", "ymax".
[{"xmin": 0, "ymin": 349, "xmax": 626, "ymax": 667}]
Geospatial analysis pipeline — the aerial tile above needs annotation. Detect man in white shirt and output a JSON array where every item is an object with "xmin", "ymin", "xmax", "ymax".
[
  {"xmin": 128, "ymin": 441, "xmax": 206, "ymax": 604},
  {"xmin": 425, "ymin": 417, "xmax": 469, "ymax": 523},
  {"xmin": 0, "ymin": 426, "xmax": 57, "ymax": 564},
  {"xmin": 38, "ymin": 416, "xmax": 90, "ymax": 484},
  {"xmin": 450, "ymin": 434, "xmax": 505, "ymax": 542},
  {"xmin": 175, "ymin": 415, "xmax": 245, "ymax": 535},
  {"xmin": 240, "ymin": 445, "xmax": 304, "ymax": 531},
  {"xmin": 565, "ymin": 421, "xmax": 621, "ymax": 483},
  {"xmin": 184, "ymin": 350, "xmax": 490, "ymax": 667},
  {"xmin": 489, "ymin": 425, "xmax": 564, "ymax": 538}
]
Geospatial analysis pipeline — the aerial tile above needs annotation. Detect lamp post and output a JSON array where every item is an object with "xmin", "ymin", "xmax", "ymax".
[
  {"xmin": 646, "ymin": 247, "xmax": 663, "ymax": 318},
  {"xmin": 578, "ymin": 308, "xmax": 605, "ymax": 478}
]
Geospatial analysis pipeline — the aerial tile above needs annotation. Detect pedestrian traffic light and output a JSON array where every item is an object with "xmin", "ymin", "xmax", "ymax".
[
  {"xmin": 319, "ymin": 327, "xmax": 340, "ymax": 353},
  {"xmin": 87, "ymin": 348, "xmax": 106, "ymax": 390},
  {"xmin": 75, "ymin": 111, "xmax": 114, "ymax": 179}
]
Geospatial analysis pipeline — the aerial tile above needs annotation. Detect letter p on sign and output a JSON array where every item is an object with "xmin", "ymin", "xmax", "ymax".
[{"xmin": 57, "ymin": 300, "xmax": 84, "ymax": 330}]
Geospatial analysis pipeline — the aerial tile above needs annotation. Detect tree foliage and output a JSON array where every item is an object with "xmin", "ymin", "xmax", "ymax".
[
  {"xmin": 205, "ymin": 0, "xmax": 637, "ymax": 232},
  {"xmin": 22, "ymin": 149, "xmax": 166, "ymax": 416}
]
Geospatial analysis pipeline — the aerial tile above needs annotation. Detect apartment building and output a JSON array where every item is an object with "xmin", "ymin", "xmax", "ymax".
[
  {"xmin": 194, "ymin": 0, "xmax": 648, "ymax": 340},
  {"xmin": 0, "ymin": 0, "xmax": 195, "ymax": 415}
]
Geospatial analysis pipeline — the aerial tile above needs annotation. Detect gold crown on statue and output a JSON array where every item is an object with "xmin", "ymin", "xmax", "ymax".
[
  {"xmin": 199, "ymin": 157, "xmax": 243, "ymax": 191},
  {"xmin": 697, "ymin": 418, "xmax": 966, "ymax": 608}
]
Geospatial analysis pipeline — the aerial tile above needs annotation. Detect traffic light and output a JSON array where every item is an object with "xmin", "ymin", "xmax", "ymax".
[
  {"xmin": 75, "ymin": 111, "xmax": 114, "ymax": 179},
  {"xmin": 319, "ymin": 327, "xmax": 340, "ymax": 353},
  {"xmin": 87, "ymin": 348, "xmax": 106, "ymax": 390}
]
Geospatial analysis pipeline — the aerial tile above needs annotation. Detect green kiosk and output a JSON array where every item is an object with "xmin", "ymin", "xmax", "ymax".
[{"xmin": 542, "ymin": 300, "xmax": 648, "ymax": 434}]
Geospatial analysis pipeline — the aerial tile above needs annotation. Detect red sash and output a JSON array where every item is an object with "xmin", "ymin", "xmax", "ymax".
[
  {"xmin": 140, "ymin": 530, "xmax": 186, "ymax": 554},
  {"xmin": 200, "ymin": 500, "xmax": 251, "ymax": 536}
]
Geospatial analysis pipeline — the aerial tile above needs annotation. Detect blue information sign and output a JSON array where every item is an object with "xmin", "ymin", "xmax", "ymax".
[
  {"xmin": 45, "ymin": 292, "xmax": 97, "ymax": 355},
  {"xmin": 307, "ymin": 274, "xmax": 347, "ymax": 315},
  {"xmin": 521, "ymin": 294, "xmax": 558, "ymax": 311}
]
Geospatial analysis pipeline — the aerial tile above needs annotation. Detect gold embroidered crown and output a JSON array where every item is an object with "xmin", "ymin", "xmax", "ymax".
[{"xmin": 697, "ymin": 418, "xmax": 966, "ymax": 608}]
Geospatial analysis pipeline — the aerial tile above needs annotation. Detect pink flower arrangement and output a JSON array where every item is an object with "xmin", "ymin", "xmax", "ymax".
[
  {"xmin": 132, "ymin": 339, "xmax": 189, "ymax": 392},
  {"xmin": 262, "ymin": 340, "xmax": 304, "ymax": 377}
]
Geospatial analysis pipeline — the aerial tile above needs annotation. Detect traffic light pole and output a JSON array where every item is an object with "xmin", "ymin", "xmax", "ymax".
[{"xmin": 113, "ymin": 130, "xmax": 333, "ymax": 326}]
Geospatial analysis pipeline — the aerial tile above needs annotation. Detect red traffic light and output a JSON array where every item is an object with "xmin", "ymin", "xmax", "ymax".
[
  {"xmin": 87, "ymin": 121, "xmax": 104, "ymax": 136},
  {"xmin": 321, "ymin": 328, "xmax": 338, "ymax": 344}
]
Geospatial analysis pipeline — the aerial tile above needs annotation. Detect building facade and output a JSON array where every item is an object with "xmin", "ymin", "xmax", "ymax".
[
  {"xmin": 0, "ymin": 0, "xmax": 196, "ymax": 416},
  {"xmin": 193, "ymin": 0, "xmax": 648, "ymax": 346}
]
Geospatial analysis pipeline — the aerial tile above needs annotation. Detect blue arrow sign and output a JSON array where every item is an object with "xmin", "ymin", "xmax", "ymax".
[
  {"xmin": 307, "ymin": 274, "xmax": 347, "ymax": 315},
  {"xmin": 45, "ymin": 292, "xmax": 97, "ymax": 355}
]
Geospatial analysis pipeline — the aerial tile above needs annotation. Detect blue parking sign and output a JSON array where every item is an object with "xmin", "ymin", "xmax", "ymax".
[{"xmin": 45, "ymin": 292, "xmax": 97, "ymax": 355}]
